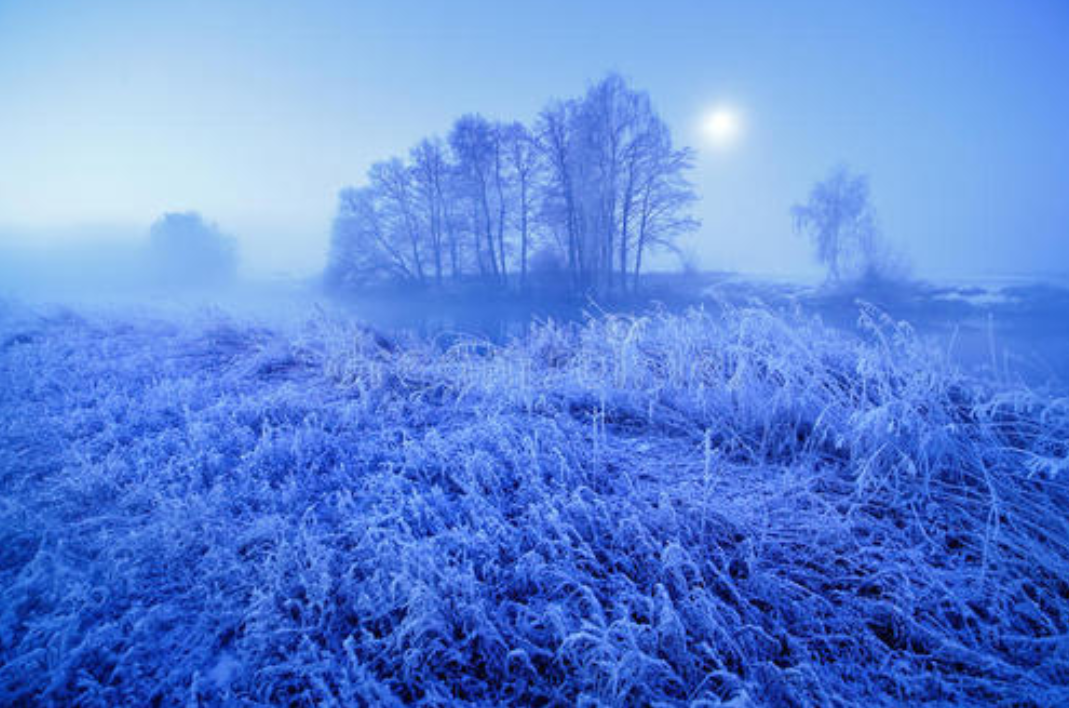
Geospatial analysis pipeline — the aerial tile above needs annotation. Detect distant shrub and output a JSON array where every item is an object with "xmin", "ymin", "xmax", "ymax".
[
  {"xmin": 678, "ymin": 246, "xmax": 701, "ymax": 276},
  {"xmin": 528, "ymin": 245, "xmax": 566, "ymax": 275},
  {"xmin": 525, "ymin": 245, "xmax": 571, "ymax": 292},
  {"xmin": 147, "ymin": 212, "xmax": 238, "ymax": 288}
]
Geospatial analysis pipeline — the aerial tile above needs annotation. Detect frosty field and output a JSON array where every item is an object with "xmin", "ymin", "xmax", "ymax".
[{"xmin": 1, "ymin": 299, "xmax": 1068, "ymax": 706}]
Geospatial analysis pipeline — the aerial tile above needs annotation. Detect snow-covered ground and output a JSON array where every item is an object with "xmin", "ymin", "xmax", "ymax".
[{"xmin": 2, "ymin": 298, "xmax": 1067, "ymax": 705}]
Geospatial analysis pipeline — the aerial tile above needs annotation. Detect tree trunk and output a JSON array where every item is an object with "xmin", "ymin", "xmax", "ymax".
[
  {"xmin": 632, "ymin": 183, "xmax": 652, "ymax": 292},
  {"xmin": 619, "ymin": 170, "xmax": 635, "ymax": 293},
  {"xmin": 494, "ymin": 146, "xmax": 508, "ymax": 287},
  {"xmin": 480, "ymin": 187, "xmax": 499, "ymax": 280},
  {"xmin": 519, "ymin": 179, "xmax": 529, "ymax": 290}
]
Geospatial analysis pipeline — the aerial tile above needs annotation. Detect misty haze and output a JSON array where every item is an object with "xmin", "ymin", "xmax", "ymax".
[{"xmin": 1, "ymin": 2, "xmax": 1068, "ymax": 706}]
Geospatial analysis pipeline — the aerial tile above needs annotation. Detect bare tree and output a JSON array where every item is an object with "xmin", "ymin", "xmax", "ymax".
[
  {"xmin": 792, "ymin": 165, "xmax": 882, "ymax": 283},
  {"xmin": 575, "ymin": 75, "xmax": 631, "ymax": 291},
  {"xmin": 499, "ymin": 122, "xmax": 541, "ymax": 289},
  {"xmin": 411, "ymin": 138, "xmax": 449, "ymax": 287},
  {"xmin": 628, "ymin": 120, "xmax": 699, "ymax": 290},
  {"xmin": 537, "ymin": 99, "xmax": 582, "ymax": 289},
  {"xmin": 449, "ymin": 114, "xmax": 502, "ymax": 284},
  {"xmin": 537, "ymin": 74, "xmax": 697, "ymax": 293},
  {"xmin": 369, "ymin": 158, "xmax": 427, "ymax": 285},
  {"xmin": 326, "ymin": 187, "xmax": 414, "ymax": 288}
]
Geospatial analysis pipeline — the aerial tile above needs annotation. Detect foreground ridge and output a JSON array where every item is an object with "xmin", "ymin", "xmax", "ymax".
[{"xmin": 1, "ymin": 303, "xmax": 1067, "ymax": 706}]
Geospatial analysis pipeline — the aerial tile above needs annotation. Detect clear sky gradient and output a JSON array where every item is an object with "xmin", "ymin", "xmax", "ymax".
[{"xmin": 1, "ymin": 0, "xmax": 1066, "ymax": 278}]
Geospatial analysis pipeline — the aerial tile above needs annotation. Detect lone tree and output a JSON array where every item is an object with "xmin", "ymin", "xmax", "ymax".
[
  {"xmin": 792, "ymin": 166, "xmax": 887, "ymax": 283},
  {"xmin": 147, "ymin": 212, "xmax": 237, "ymax": 288}
]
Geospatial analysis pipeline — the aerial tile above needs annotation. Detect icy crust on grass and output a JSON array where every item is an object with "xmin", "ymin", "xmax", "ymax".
[{"xmin": 1, "ymin": 301, "xmax": 1067, "ymax": 706}]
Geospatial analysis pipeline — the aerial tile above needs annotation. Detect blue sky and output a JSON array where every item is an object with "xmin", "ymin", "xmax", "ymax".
[{"xmin": 0, "ymin": 0, "xmax": 1066, "ymax": 277}]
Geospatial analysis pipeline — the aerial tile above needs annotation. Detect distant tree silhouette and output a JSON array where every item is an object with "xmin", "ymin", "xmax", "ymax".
[
  {"xmin": 792, "ymin": 166, "xmax": 900, "ymax": 283},
  {"xmin": 147, "ymin": 212, "xmax": 237, "ymax": 288}
]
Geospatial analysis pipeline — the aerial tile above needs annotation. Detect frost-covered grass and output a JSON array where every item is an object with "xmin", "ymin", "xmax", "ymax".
[{"xmin": 1, "ymin": 300, "xmax": 1068, "ymax": 706}]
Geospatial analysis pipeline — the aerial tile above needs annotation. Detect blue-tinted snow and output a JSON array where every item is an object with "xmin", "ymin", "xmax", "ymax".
[{"xmin": 1, "ymin": 300, "xmax": 1067, "ymax": 705}]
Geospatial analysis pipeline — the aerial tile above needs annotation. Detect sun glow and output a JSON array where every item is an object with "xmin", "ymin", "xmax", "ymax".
[{"xmin": 703, "ymin": 107, "xmax": 742, "ymax": 147}]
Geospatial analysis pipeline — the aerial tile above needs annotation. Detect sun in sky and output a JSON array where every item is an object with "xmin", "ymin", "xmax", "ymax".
[{"xmin": 703, "ymin": 106, "xmax": 743, "ymax": 148}]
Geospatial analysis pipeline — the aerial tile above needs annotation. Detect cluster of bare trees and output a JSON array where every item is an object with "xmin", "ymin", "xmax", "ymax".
[{"xmin": 326, "ymin": 74, "xmax": 698, "ymax": 295}]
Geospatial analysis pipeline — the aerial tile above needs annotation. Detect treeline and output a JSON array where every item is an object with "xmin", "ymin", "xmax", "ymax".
[{"xmin": 326, "ymin": 74, "xmax": 699, "ymax": 295}]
